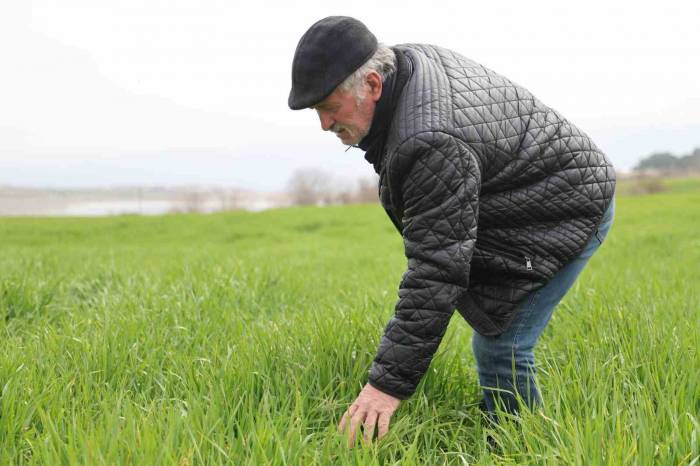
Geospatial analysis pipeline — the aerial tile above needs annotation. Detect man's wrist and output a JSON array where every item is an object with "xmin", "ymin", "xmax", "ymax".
[{"xmin": 367, "ymin": 379, "xmax": 410, "ymax": 400}]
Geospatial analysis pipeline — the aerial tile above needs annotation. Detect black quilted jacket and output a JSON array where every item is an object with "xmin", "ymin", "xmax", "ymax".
[{"xmin": 367, "ymin": 44, "xmax": 616, "ymax": 400}]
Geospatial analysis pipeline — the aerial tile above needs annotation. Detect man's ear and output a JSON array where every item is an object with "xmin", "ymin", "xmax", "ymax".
[{"xmin": 366, "ymin": 71, "xmax": 383, "ymax": 103}]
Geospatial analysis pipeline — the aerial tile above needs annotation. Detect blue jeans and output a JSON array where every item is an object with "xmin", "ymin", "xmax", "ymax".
[{"xmin": 472, "ymin": 199, "xmax": 615, "ymax": 417}]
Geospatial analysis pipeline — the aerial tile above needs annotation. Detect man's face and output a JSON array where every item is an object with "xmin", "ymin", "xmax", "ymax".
[{"xmin": 311, "ymin": 73, "xmax": 382, "ymax": 146}]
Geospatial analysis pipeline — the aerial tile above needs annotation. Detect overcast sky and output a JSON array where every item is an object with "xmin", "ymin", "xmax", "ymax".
[{"xmin": 1, "ymin": 0, "xmax": 699, "ymax": 191}]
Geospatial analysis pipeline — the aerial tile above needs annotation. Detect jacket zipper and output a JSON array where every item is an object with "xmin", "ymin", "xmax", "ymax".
[{"xmin": 379, "ymin": 168, "xmax": 403, "ymax": 234}]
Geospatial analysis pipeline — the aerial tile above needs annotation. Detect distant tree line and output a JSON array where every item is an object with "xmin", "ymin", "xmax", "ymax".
[
  {"xmin": 634, "ymin": 147, "xmax": 700, "ymax": 172},
  {"xmin": 287, "ymin": 169, "xmax": 378, "ymax": 206}
]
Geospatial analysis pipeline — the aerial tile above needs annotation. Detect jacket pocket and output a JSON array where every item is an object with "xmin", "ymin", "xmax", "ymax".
[{"xmin": 476, "ymin": 238, "xmax": 536, "ymax": 273}]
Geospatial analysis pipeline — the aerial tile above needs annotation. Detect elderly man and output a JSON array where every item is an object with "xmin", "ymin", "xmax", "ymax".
[{"xmin": 288, "ymin": 16, "xmax": 616, "ymax": 446}]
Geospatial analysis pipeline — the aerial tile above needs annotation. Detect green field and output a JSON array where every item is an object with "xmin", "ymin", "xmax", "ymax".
[{"xmin": 1, "ymin": 180, "xmax": 699, "ymax": 465}]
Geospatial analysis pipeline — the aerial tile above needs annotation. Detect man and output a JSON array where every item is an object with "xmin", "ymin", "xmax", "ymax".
[{"xmin": 288, "ymin": 16, "xmax": 616, "ymax": 446}]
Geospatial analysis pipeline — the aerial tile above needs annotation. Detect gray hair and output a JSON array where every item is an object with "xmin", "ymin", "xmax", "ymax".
[{"xmin": 338, "ymin": 44, "xmax": 397, "ymax": 100}]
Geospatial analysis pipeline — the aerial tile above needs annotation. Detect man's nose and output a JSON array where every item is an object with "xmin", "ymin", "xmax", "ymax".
[{"xmin": 318, "ymin": 112, "xmax": 335, "ymax": 131}]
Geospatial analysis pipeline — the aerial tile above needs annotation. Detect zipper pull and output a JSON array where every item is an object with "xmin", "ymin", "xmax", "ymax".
[{"xmin": 525, "ymin": 257, "xmax": 533, "ymax": 271}]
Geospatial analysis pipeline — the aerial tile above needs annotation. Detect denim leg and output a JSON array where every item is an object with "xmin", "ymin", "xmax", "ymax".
[{"xmin": 473, "ymin": 200, "xmax": 615, "ymax": 416}]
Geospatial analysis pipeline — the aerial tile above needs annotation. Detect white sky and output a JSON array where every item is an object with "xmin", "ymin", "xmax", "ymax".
[{"xmin": 1, "ymin": 0, "xmax": 699, "ymax": 191}]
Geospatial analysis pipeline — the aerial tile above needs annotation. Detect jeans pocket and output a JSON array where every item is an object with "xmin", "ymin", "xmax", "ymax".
[
  {"xmin": 594, "ymin": 201, "xmax": 615, "ymax": 245},
  {"xmin": 594, "ymin": 229, "xmax": 603, "ymax": 245}
]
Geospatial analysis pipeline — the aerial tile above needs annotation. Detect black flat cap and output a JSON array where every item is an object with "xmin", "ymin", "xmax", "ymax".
[{"xmin": 288, "ymin": 16, "xmax": 378, "ymax": 110}]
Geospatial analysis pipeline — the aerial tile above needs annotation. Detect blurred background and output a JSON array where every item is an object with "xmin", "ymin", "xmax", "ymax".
[{"xmin": 1, "ymin": 0, "xmax": 698, "ymax": 216}]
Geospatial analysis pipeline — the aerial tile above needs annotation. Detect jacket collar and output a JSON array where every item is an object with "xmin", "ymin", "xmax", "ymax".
[{"xmin": 358, "ymin": 48, "xmax": 410, "ymax": 174}]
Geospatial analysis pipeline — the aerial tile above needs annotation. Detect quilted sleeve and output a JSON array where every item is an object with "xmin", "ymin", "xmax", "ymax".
[{"xmin": 368, "ymin": 132, "xmax": 480, "ymax": 399}]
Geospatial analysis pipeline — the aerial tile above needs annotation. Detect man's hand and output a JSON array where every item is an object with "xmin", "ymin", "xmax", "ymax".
[{"xmin": 338, "ymin": 383, "xmax": 401, "ymax": 447}]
